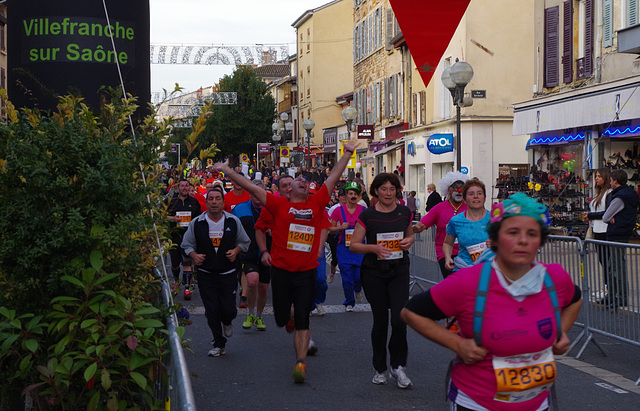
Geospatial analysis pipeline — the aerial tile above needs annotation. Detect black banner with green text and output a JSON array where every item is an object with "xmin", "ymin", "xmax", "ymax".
[{"xmin": 7, "ymin": 0, "xmax": 150, "ymax": 113}]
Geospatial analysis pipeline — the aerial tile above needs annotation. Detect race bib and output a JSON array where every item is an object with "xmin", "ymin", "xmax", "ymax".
[
  {"xmin": 210, "ymin": 231, "xmax": 223, "ymax": 250},
  {"xmin": 376, "ymin": 232, "xmax": 403, "ymax": 260},
  {"xmin": 492, "ymin": 347, "xmax": 556, "ymax": 403},
  {"xmin": 467, "ymin": 242, "xmax": 487, "ymax": 262},
  {"xmin": 176, "ymin": 211, "xmax": 191, "ymax": 228},
  {"xmin": 344, "ymin": 229, "xmax": 354, "ymax": 247},
  {"xmin": 287, "ymin": 224, "xmax": 315, "ymax": 252}
]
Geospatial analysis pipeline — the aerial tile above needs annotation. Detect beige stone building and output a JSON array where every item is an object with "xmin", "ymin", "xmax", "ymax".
[
  {"xmin": 399, "ymin": 0, "xmax": 535, "ymax": 208},
  {"xmin": 513, "ymin": 0, "xmax": 640, "ymax": 173},
  {"xmin": 290, "ymin": 0, "xmax": 354, "ymax": 167}
]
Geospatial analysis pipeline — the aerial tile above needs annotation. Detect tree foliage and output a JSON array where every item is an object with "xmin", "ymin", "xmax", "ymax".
[{"xmin": 198, "ymin": 65, "xmax": 276, "ymax": 159}]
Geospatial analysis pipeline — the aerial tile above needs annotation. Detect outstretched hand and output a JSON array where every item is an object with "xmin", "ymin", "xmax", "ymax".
[
  {"xmin": 212, "ymin": 159, "xmax": 230, "ymax": 172},
  {"xmin": 343, "ymin": 142, "xmax": 356, "ymax": 154}
]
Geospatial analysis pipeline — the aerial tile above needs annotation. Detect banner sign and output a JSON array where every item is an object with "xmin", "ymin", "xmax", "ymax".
[
  {"xmin": 340, "ymin": 140, "xmax": 357, "ymax": 169},
  {"xmin": 427, "ymin": 133, "xmax": 454, "ymax": 155},
  {"xmin": 7, "ymin": 0, "xmax": 150, "ymax": 112},
  {"xmin": 357, "ymin": 125, "xmax": 374, "ymax": 139},
  {"xmin": 257, "ymin": 143, "xmax": 270, "ymax": 155}
]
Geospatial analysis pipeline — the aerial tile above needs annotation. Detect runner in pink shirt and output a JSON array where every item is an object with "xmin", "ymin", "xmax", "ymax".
[
  {"xmin": 413, "ymin": 172, "xmax": 469, "ymax": 278},
  {"xmin": 403, "ymin": 193, "xmax": 582, "ymax": 411}
]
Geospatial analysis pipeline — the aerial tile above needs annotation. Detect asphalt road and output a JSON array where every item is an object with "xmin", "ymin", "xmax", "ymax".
[{"xmin": 177, "ymin": 260, "xmax": 640, "ymax": 411}]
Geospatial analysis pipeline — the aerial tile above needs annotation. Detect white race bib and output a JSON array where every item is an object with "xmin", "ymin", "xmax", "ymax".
[
  {"xmin": 376, "ymin": 232, "xmax": 403, "ymax": 260},
  {"xmin": 344, "ymin": 229, "xmax": 354, "ymax": 247},
  {"xmin": 176, "ymin": 211, "xmax": 191, "ymax": 228},
  {"xmin": 466, "ymin": 242, "xmax": 487, "ymax": 262},
  {"xmin": 492, "ymin": 347, "xmax": 556, "ymax": 403},
  {"xmin": 287, "ymin": 224, "xmax": 315, "ymax": 252}
]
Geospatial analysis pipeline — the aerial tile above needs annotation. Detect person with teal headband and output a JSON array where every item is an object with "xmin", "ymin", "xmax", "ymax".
[{"xmin": 403, "ymin": 193, "xmax": 582, "ymax": 411}]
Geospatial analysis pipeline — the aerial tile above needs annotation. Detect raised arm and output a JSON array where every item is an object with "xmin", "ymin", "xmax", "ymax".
[
  {"xmin": 213, "ymin": 159, "xmax": 267, "ymax": 205},
  {"xmin": 324, "ymin": 142, "xmax": 356, "ymax": 193}
]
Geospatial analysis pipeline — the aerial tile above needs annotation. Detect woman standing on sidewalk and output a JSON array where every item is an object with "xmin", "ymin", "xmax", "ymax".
[
  {"xmin": 403, "ymin": 193, "xmax": 582, "ymax": 410},
  {"xmin": 586, "ymin": 167, "xmax": 612, "ymax": 304},
  {"xmin": 350, "ymin": 173, "xmax": 415, "ymax": 389}
]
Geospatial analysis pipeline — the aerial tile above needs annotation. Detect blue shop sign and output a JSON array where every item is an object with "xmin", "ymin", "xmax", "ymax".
[{"xmin": 427, "ymin": 133, "xmax": 454, "ymax": 155}]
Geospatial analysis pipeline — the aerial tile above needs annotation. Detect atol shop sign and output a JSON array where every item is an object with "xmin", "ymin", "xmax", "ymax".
[{"xmin": 427, "ymin": 133, "xmax": 454, "ymax": 155}]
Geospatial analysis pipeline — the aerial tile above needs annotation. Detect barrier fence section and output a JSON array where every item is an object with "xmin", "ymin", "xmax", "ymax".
[
  {"xmin": 409, "ymin": 233, "xmax": 640, "ymax": 385},
  {"xmin": 155, "ymin": 266, "xmax": 197, "ymax": 410},
  {"xmin": 408, "ymin": 226, "xmax": 440, "ymax": 294}
]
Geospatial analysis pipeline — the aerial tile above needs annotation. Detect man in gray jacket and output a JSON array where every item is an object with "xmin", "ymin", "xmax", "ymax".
[{"xmin": 182, "ymin": 186, "xmax": 251, "ymax": 356}]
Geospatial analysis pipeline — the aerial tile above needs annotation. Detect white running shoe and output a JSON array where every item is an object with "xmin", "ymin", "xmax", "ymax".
[
  {"xmin": 223, "ymin": 323, "xmax": 234, "ymax": 338},
  {"xmin": 390, "ymin": 366, "xmax": 412, "ymax": 388},
  {"xmin": 208, "ymin": 347, "xmax": 226, "ymax": 357},
  {"xmin": 345, "ymin": 305, "xmax": 354, "ymax": 312},
  {"xmin": 327, "ymin": 272, "xmax": 335, "ymax": 284},
  {"xmin": 372, "ymin": 372, "xmax": 387, "ymax": 385},
  {"xmin": 316, "ymin": 304, "xmax": 326, "ymax": 316},
  {"xmin": 355, "ymin": 290, "xmax": 364, "ymax": 302}
]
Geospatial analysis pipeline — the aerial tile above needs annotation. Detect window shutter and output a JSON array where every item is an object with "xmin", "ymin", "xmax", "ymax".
[
  {"xmin": 391, "ymin": 75, "xmax": 397, "ymax": 118},
  {"xmin": 353, "ymin": 28, "xmax": 357, "ymax": 63},
  {"xmin": 363, "ymin": 19, "xmax": 368, "ymax": 56},
  {"xmin": 385, "ymin": 9, "xmax": 393, "ymax": 51},
  {"xmin": 562, "ymin": 1, "xmax": 573, "ymax": 84},
  {"xmin": 584, "ymin": 0, "xmax": 593, "ymax": 77},
  {"xmin": 412, "ymin": 93, "xmax": 417, "ymax": 127},
  {"xmin": 384, "ymin": 78, "xmax": 390, "ymax": 119},
  {"xmin": 544, "ymin": 6, "xmax": 560, "ymax": 88},
  {"xmin": 420, "ymin": 91, "xmax": 426, "ymax": 126},
  {"xmin": 603, "ymin": 0, "xmax": 613, "ymax": 47},
  {"xmin": 378, "ymin": 8, "xmax": 383, "ymax": 48},
  {"xmin": 628, "ymin": 0, "xmax": 638, "ymax": 27}
]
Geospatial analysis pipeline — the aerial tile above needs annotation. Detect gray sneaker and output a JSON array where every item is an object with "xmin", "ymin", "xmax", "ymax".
[
  {"xmin": 223, "ymin": 323, "xmax": 234, "ymax": 338},
  {"xmin": 208, "ymin": 347, "xmax": 226, "ymax": 357},
  {"xmin": 307, "ymin": 338, "xmax": 318, "ymax": 356},
  {"xmin": 390, "ymin": 366, "xmax": 412, "ymax": 388},
  {"xmin": 372, "ymin": 372, "xmax": 387, "ymax": 385},
  {"xmin": 355, "ymin": 290, "xmax": 364, "ymax": 303}
]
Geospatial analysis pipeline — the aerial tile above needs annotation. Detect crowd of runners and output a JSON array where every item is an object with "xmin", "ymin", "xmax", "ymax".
[{"xmin": 165, "ymin": 148, "xmax": 585, "ymax": 410}]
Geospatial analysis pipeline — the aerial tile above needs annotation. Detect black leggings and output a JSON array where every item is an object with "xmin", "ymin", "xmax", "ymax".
[{"xmin": 361, "ymin": 262, "xmax": 410, "ymax": 373}]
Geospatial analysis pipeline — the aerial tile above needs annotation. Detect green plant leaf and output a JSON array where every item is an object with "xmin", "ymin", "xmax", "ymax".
[
  {"xmin": 82, "ymin": 268, "xmax": 96, "ymax": 284},
  {"xmin": 94, "ymin": 273, "xmax": 119, "ymax": 286},
  {"xmin": 0, "ymin": 307, "xmax": 14, "ymax": 320},
  {"xmin": 24, "ymin": 339, "xmax": 38, "ymax": 353},
  {"xmin": 19, "ymin": 354, "xmax": 32, "ymax": 372},
  {"xmin": 90, "ymin": 225, "xmax": 105, "ymax": 236},
  {"xmin": 133, "ymin": 319, "xmax": 164, "ymax": 328},
  {"xmin": 84, "ymin": 362, "xmax": 98, "ymax": 382},
  {"xmin": 9, "ymin": 319, "xmax": 21, "ymax": 329},
  {"xmin": 51, "ymin": 296, "xmax": 81, "ymax": 304},
  {"xmin": 90, "ymin": 250, "xmax": 103, "ymax": 272},
  {"xmin": 129, "ymin": 371, "xmax": 147, "ymax": 389},
  {"xmin": 87, "ymin": 391, "xmax": 100, "ymax": 411},
  {"xmin": 96, "ymin": 289, "xmax": 117, "ymax": 298},
  {"xmin": 101, "ymin": 367, "xmax": 112, "ymax": 390},
  {"xmin": 175, "ymin": 326, "xmax": 185, "ymax": 339},
  {"xmin": 2, "ymin": 334, "xmax": 20, "ymax": 352},
  {"xmin": 135, "ymin": 306, "xmax": 160, "ymax": 316},
  {"xmin": 61, "ymin": 275, "xmax": 86, "ymax": 290},
  {"xmin": 81, "ymin": 319, "xmax": 98, "ymax": 329}
]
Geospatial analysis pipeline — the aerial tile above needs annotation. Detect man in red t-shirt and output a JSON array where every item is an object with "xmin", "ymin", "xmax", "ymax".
[
  {"xmin": 213, "ymin": 142, "xmax": 356, "ymax": 384},
  {"xmin": 224, "ymin": 178, "xmax": 251, "ymax": 213}
]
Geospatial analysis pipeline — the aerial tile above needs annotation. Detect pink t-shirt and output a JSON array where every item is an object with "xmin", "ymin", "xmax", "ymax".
[
  {"xmin": 431, "ymin": 263, "xmax": 576, "ymax": 411},
  {"xmin": 419, "ymin": 200, "xmax": 468, "ymax": 260},
  {"xmin": 330, "ymin": 204, "xmax": 365, "ymax": 244}
]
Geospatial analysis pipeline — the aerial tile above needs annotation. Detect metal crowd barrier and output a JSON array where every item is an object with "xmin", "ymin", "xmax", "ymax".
[
  {"xmin": 408, "ymin": 233, "xmax": 640, "ymax": 385},
  {"xmin": 154, "ymin": 264, "xmax": 197, "ymax": 410},
  {"xmin": 408, "ymin": 226, "xmax": 440, "ymax": 294}
]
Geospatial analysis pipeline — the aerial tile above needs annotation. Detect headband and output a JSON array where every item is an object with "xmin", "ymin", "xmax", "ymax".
[{"xmin": 489, "ymin": 193, "xmax": 550, "ymax": 226}]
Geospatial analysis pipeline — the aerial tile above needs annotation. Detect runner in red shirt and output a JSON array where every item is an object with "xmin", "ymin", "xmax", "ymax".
[
  {"xmin": 224, "ymin": 178, "xmax": 251, "ymax": 212},
  {"xmin": 213, "ymin": 142, "xmax": 356, "ymax": 384}
]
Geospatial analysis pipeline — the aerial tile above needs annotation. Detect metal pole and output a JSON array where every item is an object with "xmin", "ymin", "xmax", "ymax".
[
  {"xmin": 307, "ymin": 132, "xmax": 311, "ymax": 169},
  {"xmin": 456, "ymin": 104, "xmax": 461, "ymax": 172},
  {"xmin": 178, "ymin": 143, "xmax": 181, "ymax": 166}
]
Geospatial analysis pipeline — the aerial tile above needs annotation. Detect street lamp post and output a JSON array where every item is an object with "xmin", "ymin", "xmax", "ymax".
[
  {"xmin": 272, "ymin": 121, "xmax": 282, "ymax": 167},
  {"xmin": 441, "ymin": 59, "xmax": 474, "ymax": 172},
  {"xmin": 302, "ymin": 118, "xmax": 315, "ymax": 169}
]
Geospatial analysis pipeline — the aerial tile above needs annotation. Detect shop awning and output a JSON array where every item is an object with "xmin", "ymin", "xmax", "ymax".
[
  {"xmin": 389, "ymin": 0, "xmax": 471, "ymax": 87},
  {"xmin": 369, "ymin": 141, "xmax": 387, "ymax": 152},
  {"xmin": 513, "ymin": 78, "xmax": 640, "ymax": 135},
  {"xmin": 384, "ymin": 122, "xmax": 408, "ymax": 141},
  {"xmin": 360, "ymin": 143, "xmax": 404, "ymax": 161}
]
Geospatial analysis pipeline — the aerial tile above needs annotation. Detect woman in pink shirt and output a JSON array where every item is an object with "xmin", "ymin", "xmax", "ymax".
[{"xmin": 403, "ymin": 193, "xmax": 582, "ymax": 411}]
